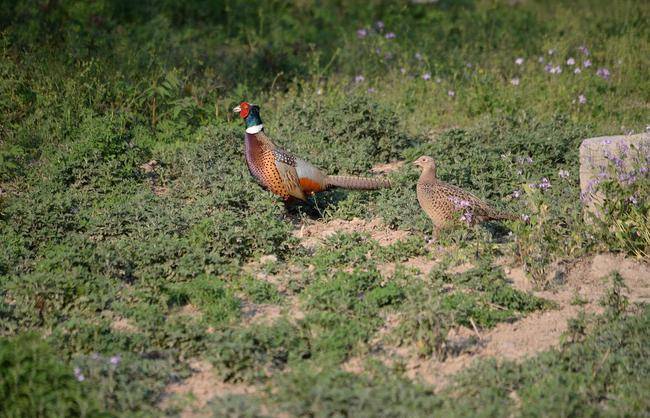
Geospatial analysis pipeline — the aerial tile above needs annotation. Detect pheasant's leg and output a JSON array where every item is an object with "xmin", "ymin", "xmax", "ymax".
[{"xmin": 427, "ymin": 226, "xmax": 441, "ymax": 244}]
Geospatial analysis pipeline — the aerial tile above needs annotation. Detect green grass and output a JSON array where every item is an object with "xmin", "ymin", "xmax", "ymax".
[{"xmin": 1, "ymin": 0, "xmax": 649, "ymax": 416}]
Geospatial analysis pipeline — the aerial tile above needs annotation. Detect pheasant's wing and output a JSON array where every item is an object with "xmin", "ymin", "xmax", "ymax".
[
  {"xmin": 436, "ymin": 182, "xmax": 495, "ymax": 216},
  {"xmin": 273, "ymin": 149, "xmax": 307, "ymax": 201}
]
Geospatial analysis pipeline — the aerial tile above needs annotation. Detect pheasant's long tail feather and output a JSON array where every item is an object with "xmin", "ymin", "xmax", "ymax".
[
  {"xmin": 326, "ymin": 175, "xmax": 391, "ymax": 190},
  {"xmin": 489, "ymin": 210, "xmax": 518, "ymax": 221}
]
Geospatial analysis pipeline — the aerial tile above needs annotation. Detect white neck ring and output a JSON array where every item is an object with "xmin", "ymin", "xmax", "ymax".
[{"xmin": 246, "ymin": 124, "xmax": 264, "ymax": 134}]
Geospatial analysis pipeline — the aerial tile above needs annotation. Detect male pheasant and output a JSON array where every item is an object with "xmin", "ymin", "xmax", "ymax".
[
  {"xmin": 233, "ymin": 102, "xmax": 391, "ymax": 201},
  {"xmin": 414, "ymin": 156, "xmax": 516, "ymax": 237}
]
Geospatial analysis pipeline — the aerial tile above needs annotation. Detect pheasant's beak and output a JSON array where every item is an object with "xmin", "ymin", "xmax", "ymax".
[{"xmin": 233, "ymin": 105, "xmax": 242, "ymax": 114}]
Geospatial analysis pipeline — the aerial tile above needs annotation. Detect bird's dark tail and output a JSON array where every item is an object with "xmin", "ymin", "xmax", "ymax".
[{"xmin": 326, "ymin": 175, "xmax": 391, "ymax": 190}]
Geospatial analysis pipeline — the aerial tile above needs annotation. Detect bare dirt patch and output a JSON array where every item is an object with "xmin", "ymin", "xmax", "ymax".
[
  {"xmin": 110, "ymin": 316, "xmax": 139, "ymax": 333},
  {"xmin": 241, "ymin": 302, "xmax": 283, "ymax": 325},
  {"xmin": 378, "ymin": 255, "xmax": 440, "ymax": 278},
  {"xmin": 371, "ymin": 253, "xmax": 649, "ymax": 389},
  {"xmin": 293, "ymin": 217, "xmax": 409, "ymax": 250},
  {"xmin": 161, "ymin": 360, "xmax": 258, "ymax": 418}
]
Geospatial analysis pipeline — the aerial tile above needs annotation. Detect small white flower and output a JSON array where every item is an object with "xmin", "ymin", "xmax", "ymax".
[
  {"xmin": 578, "ymin": 94, "xmax": 587, "ymax": 104},
  {"xmin": 447, "ymin": 90, "xmax": 455, "ymax": 97},
  {"xmin": 515, "ymin": 57, "xmax": 524, "ymax": 65},
  {"xmin": 574, "ymin": 67, "xmax": 582, "ymax": 74},
  {"xmin": 510, "ymin": 77, "xmax": 520, "ymax": 86},
  {"xmin": 566, "ymin": 57, "xmax": 575, "ymax": 66}
]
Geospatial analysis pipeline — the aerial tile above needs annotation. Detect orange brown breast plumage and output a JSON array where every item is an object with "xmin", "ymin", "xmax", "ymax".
[{"xmin": 233, "ymin": 101, "xmax": 391, "ymax": 202}]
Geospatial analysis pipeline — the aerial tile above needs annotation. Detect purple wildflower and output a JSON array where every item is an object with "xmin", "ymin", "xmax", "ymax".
[
  {"xmin": 109, "ymin": 355, "xmax": 121, "ymax": 365},
  {"xmin": 73, "ymin": 367, "xmax": 85, "ymax": 382},
  {"xmin": 447, "ymin": 90, "xmax": 455, "ymax": 97},
  {"xmin": 354, "ymin": 75, "xmax": 365, "ymax": 83},
  {"xmin": 521, "ymin": 214, "xmax": 530, "ymax": 223},
  {"xmin": 367, "ymin": 87, "xmax": 376, "ymax": 93},
  {"xmin": 583, "ymin": 59, "xmax": 592, "ymax": 68},
  {"xmin": 550, "ymin": 65, "xmax": 562, "ymax": 74},
  {"xmin": 559, "ymin": 169, "xmax": 570, "ymax": 178},
  {"xmin": 578, "ymin": 94, "xmax": 587, "ymax": 104},
  {"xmin": 466, "ymin": 62, "xmax": 473, "ymax": 68},
  {"xmin": 619, "ymin": 173, "xmax": 637, "ymax": 184},
  {"xmin": 601, "ymin": 139, "xmax": 612, "ymax": 145},
  {"xmin": 517, "ymin": 156, "xmax": 533, "ymax": 165},
  {"xmin": 422, "ymin": 72, "xmax": 431, "ymax": 81},
  {"xmin": 515, "ymin": 57, "xmax": 524, "ymax": 65},
  {"xmin": 449, "ymin": 197, "xmax": 471, "ymax": 209},
  {"xmin": 510, "ymin": 77, "xmax": 520, "ymax": 86},
  {"xmin": 579, "ymin": 45, "xmax": 590, "ymax": 56},
  {"xmin": 574, "ymin": 67, "xmax": 582, "ymax": 74},
  {"xmin": 596, "ymin": 68, "xmax": 611, "ymax": 80},
  {"xmin": 566, "ymin": 57, "xmax": 575, "ymax": 66},
  {"xmin": 460, "ymin": 211, "xmax": 473, "ymax": 225},
  {"xmin": 385, "ymin": 32, "xmax": 396, "ymax": 39},
  {"xmin": 538, "ymin": 177, "xmax": 552, "ymax": 190},
  {"xmin": 356, "ymin": 28, "xmax": 368, "ymax": 38},
  {"xmin": 544, "ymin": 63, "xmax": 553, "ymax": 73}
]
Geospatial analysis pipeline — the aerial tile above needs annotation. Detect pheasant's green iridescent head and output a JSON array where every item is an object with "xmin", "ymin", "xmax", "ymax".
[{"xmin": 233, "ymin": 101, "xmax": 263, "ymax": 133}]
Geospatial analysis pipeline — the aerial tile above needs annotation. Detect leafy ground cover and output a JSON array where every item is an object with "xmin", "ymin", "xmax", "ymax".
[{"xmin": 1, "ymin": 0, "xmax": 649, "ymax": 416}]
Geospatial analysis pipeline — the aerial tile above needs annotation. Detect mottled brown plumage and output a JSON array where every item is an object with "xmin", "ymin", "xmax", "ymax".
[{"xmin": 414, "ymin": 156, "xmax": 516, "ymax": 236}]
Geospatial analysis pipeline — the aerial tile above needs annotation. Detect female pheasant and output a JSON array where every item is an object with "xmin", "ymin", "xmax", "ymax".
[
  {"xmin": 233, "ymin": 102, "xmax": 391, "ymax": 201},
  {"xmin": 414, "ymin": 156, "xmax": 516, "ymax": 237}
]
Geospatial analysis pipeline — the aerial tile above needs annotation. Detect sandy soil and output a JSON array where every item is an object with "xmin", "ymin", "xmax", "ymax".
[
  {"xmin": 293, "ymin": 217, "xmax": 409, "ymax": 250},
  {"xmin": 161, "ymin": 360, "xmax": 258, "ymax": 418},
  {"xmin": 162, "ymin": 217, "xmax": 649, "ymax": 412}
]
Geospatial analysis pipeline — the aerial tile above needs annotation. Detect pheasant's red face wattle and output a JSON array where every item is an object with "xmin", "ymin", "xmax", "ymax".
[{"xmin": 239, "ymin": 102, "xmax": 250, "ymax": 118}]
